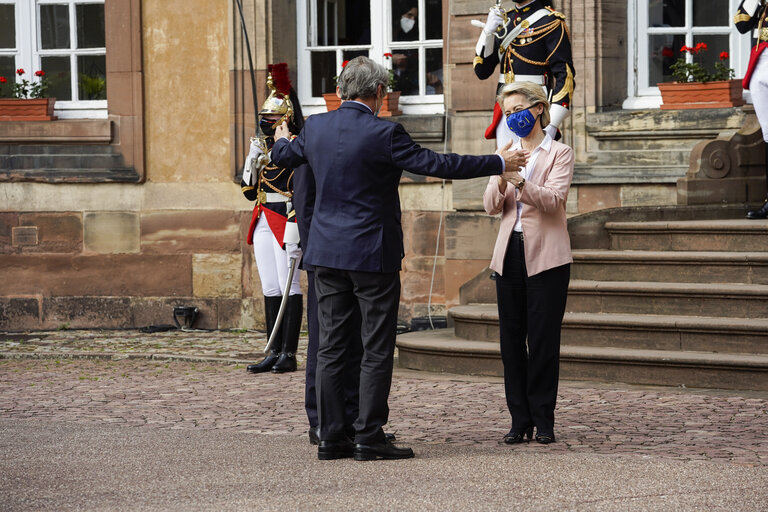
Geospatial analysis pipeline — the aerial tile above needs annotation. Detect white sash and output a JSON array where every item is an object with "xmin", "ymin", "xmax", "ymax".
[{"xmin": 498, "ymin": 8, "xmax": 551, "ymax": 57}]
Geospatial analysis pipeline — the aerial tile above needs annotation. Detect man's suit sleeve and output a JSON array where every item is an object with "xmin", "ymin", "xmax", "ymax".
[
  {"xmin": 390, "ymin": 123, "xmax": 503, "ymax": 179},
  {"xmin": 270, "ymin": 128, "xmax": 308, "ymax": 169}
]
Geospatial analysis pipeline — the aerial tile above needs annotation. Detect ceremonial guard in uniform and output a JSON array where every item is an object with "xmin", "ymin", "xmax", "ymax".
[
  {"xmin": 472, "ymin": 0, "xmax": 575, "ymax": 148},
  {"xmin": 242, "ymin": 63, "xmax": 304, "ymax": 374},
  {"xmin": 736, "ymin": 0, "xmax": 768, "ymax": 218}
]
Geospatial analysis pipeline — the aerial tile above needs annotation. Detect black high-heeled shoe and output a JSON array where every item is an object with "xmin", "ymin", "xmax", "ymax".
[{"xmin": 503, "ymin": 426, "xmax": 533, "ymax": 444}]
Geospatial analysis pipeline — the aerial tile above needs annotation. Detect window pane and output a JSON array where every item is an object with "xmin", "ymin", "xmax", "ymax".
[
  {"xmin": 391, "ymin": 48, "xmax": 419, "ymax": 95},
  {"xmin": 41, "ymin": 56, "xmax": 71, "ymax": 100},
  {"xmin": 313, "ymin": 0, "xmax": 370, "ymax": 46},
  {"xmin": 392, "ymin": 1, "xmax": 419, "ymax": 41},
  {"xmin": 78, "ymin": 55, "xmax": 106, "ymax": 100},
  {"xmin": 310, "ymin": 51, "xmax": 336, "ymax": 96},
  {"xmin": 693, "ymin": 0, "xmax": 729, "ymax": 27},
  {"xmin": 76, "ymin": 3, "xmax": 105, "ymax": 48},
  {"xmin": 40, "ymin": 4, "xmax": 71, "ymax": 50},
  {"xmin": 343, "ymin": 49, "xmax": 368, "ymax": 61},
  {"xmin": 425, "ymin": 47, "xmax": 443, "ymax": 95},
  {"xmin": 0, "ymin": 56, "xmax": 15, "ymax": 96},
  {"xmin": 693, "ymin": 34, "xmax": 730, "ymax": 73},
  {"xmin": 649, "ymin": 34, "xmax": 685, "ymax": 85},
  {"xmin": 0, "ymin": 4, "xmax": 15, "ymax": 49},
  {"xmin": 648, "ymin": 0, "xmax": 684, "ymax": 28},
  {"xmin": 425, "ymin": 0, "xmax": 442, "ymax": 40}
]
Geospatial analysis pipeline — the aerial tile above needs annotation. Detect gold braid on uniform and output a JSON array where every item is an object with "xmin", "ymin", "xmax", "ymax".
[
  {"xmin": 551, "ymin": 63, "xmax": 574, "ymax": 103},
  {"xmin": 259, "ymin": 166, "xmax": 293, "ymax": 198},
  {"xmin": 734, "ymin": 13, "xmax": 752, "ymax": 23}
]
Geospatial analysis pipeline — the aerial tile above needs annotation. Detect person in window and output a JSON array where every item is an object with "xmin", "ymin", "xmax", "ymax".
[
  {"xmin": 391, "ymin": 3, "xmax": 419, "ymax": 95},
  {"xmin": 473, "ymin": 0, "xmax": 575, "ymax": 148},
  {"xmin": 483, "ymin": 81, "xmax": 574, "ymax": 446},
  {"xmin": 736, "ymin": 0, "xmax": 768, "ymax": 218},
  {"xmin": 241, "ymin": 63, "xmax": 303, "ymax": 374}
]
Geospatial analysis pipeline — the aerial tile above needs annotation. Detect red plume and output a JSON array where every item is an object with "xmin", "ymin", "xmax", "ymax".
[{"xmin": 268, "ymin": 63, "xmax": 292, "ymax": 96}]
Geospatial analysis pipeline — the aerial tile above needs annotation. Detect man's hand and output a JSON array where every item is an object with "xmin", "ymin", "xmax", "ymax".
[
  {"xmin": 275, "ymin": 121, "xmax": 292, "ymax": 141},
  {"xmin": 497, "ymin": 140, "xmax": 529, "ymax": 175}
]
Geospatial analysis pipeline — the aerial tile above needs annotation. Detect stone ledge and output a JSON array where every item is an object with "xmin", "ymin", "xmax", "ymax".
[{"xmin": 0, "ymin": 119, "xmax": 112, "ymax": 143}]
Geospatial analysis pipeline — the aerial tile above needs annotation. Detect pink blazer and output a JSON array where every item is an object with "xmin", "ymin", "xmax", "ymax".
[{"xmin": 483, "ymin": 139, "xmax": 574, "ymax": 277}]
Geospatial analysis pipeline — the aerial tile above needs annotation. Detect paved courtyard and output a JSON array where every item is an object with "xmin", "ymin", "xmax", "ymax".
[{"xmin": 1, "ymin": 330, "xmax": 767, "ymax": 510}]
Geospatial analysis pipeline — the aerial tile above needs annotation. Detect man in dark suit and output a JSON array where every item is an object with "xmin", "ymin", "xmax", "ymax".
[{"xmin": 272, "ymin": 56, "xmax": 526, "ymax": 461}]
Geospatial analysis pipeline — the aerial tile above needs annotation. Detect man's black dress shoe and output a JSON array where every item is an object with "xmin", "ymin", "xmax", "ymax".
[
  {"xmin": 354, "ymin": 438, "xmax": 414, "ymax": 461},
  {"xmin": 503, "ymin": 426, "xmax": 533, "ymax": 444},
  {"xmin": 317, "ymin": 439, "xmax": 354, "ymax": 460},
  {"xmin": 747, "ymin": 199, "xmax": 768, "ymax": 219},
  {"xmin": 535, "ymin": 432, "xmax": 556, "ymax": 444},
  {"xmin": 309, "ymin": 426, "xmax": 320, "ymax": 446}
]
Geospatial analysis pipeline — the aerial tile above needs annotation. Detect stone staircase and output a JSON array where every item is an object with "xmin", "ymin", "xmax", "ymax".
[
  {"xmin": 397, "ymin": 211, "xmax": 768, "ymax": 391},
  {"xmin": 0, "ymin": 144, "xmax": 138, "ymax": 182}
]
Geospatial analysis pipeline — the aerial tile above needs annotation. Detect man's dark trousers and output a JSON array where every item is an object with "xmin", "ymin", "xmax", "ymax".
[
  {"xmin": 314, "ymin": 266, "xmax": 400, "ymax": 444},
  {"xmin": 304, "ymin": 269, "xmax": 362, "ymax": 431}
]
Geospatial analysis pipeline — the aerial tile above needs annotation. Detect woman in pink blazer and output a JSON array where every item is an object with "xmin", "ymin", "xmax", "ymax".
[{"xmin": 483, "ymin": 81, "xmax": 574, "ymax": 445}]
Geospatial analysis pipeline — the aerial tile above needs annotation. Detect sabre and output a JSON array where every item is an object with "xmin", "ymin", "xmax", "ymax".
[{"xmin": 263, "ymin": 256, "xmax": 299, "ymax": 354}]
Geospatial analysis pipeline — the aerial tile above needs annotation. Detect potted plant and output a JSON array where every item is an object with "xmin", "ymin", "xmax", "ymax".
[
  {"xmin": 380, "ymin": 52, "xmax": 402, "ymax": 117},
  {"xmin": 0, "ymin": 68, "xmax": 56, "ymax": 121},
  {"xmin": 658, "ymin": 43, "xmax": 744, "ymax": 110}
]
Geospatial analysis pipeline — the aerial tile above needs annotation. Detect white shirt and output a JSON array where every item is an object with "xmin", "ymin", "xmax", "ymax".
[{"xmin": 513, "ymin": 133, "xmax": 552, "ymax": 233}]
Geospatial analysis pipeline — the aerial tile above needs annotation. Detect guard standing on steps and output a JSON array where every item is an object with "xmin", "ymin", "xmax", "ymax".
[
  {"xmin": 472, "ymin": 0, "xmax": 575, "ymax": 148},
  {"xmin": 242, "ymin": 63, "xmax": 304, "ymax": 374},
  {"xmin": 736, "ymin": 0, "xmax": 768, "ymax": 218}
]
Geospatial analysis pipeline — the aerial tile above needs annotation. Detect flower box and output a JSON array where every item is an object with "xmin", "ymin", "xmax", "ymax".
[
  {"xmin": 0, "ymin": 98, "xmax": 57, "ymax": 121},
  {"xmin": 323, "ymin": 91, "xmax": 401, "ymax": 116},
  {"xmin": 658, "ymin": 80, "xmax": 744, "ymax": 110}
]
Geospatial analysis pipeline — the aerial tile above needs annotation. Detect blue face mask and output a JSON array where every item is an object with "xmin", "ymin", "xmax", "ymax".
[{"xmin": 506, "ymin": 107, "xmax": 538, "ymax": 138}]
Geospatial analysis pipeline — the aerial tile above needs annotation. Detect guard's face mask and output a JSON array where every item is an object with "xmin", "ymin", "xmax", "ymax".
[
  {"xmin": 259, "ymin": 117, "xmax": 277, "ymax": 137},
  {"xmin": 506, "ymin": 106, "xmax": 539, "ymax": 138}
]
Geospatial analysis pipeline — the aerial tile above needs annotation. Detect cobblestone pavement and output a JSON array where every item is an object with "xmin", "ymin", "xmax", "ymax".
[{"xmin": 1, "ymin": 330, "xmax": 766, "ymax": 468}]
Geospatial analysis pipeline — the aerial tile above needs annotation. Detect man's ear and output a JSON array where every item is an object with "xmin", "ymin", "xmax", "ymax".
[{"xmin": 335, "ymin": 86, "xmax": 341, "ymax": 99}]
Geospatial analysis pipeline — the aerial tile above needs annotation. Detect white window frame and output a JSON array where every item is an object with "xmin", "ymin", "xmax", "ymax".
[
  {"xmin": 624, "ymin": 0, "xmax": 752, "ymax": 109},
  {"xmin": 298, "ymin": 0, "xmax": 445, "ymax": 115},
  {"xmin": 5, "ymin": 0, "xmax": 107, "ymax": 118}
]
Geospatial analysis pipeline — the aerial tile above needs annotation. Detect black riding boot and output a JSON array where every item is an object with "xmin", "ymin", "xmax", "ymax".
[
  {"xmin": 247, "ymin": 295, "xmax": 284, "ymax": 373},
  {"xmin": 272, "ymin": 294, "xmax": 303, "ymax": 373},
  {"xmin": 747, "ymin": 143, "xmax": 768, "ymax": 219}
]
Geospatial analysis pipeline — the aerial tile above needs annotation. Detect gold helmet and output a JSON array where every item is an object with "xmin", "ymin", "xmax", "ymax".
[{"xmin": 259, "ymin": 63, "xmax": 293, "ymax": 131}]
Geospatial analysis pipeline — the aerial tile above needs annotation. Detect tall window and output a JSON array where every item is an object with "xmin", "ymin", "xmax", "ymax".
[
  {"xmin": 298, "ymin": 0, "xmax": 444, "ymax": 114},
  {"xmin": 626, "ymin": 0, "xmax": 750, "ymax": 108},
  {"xmin": 0, "ymin": 0, "xmax": 106, "ymax": 118}
]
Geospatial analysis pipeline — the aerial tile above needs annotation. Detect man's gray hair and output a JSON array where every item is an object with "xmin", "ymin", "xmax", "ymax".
[{"xmin": 338, "ymin": 56, "xmax": 388, "ymax": 100}]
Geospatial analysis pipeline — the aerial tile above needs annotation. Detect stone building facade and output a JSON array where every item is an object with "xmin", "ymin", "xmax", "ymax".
[{"xmin": 0, "ymin": 0, "xmax": 761, "ymax": 331}]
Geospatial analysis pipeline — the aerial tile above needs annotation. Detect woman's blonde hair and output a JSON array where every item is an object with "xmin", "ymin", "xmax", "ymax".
[{"xmin": 497, "ymin": 81, "xmax": 550, "ymax": 128}]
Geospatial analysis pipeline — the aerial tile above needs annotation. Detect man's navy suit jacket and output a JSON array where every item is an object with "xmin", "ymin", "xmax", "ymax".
[{"xmin": 272, "ymin": 101, "xmax": 503, "ymax": 273}]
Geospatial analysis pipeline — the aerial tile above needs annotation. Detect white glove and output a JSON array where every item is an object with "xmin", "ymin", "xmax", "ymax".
[
  {"xmin": 544, "ymin": 124, "xmax": 558, "ymax": 139},
  {"xmin": 285, "ymin": 242, "xmax": 302, "ymax": 264},
  {"xmin": 242, "ymin": 138, "xmax": 266, "ymax": 186},
  {"xmin": 483, "ymin": 8, "xmax": 504, "ymax": 35}
]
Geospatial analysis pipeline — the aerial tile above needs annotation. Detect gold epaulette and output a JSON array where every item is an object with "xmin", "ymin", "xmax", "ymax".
[
  {"xmin": 734, "ymin": 12, "xmax": 752, "ymax": 23},
  {"xmin": 545, "ymin": 6, "xmax": 566, "ymax": 19},
  {"xmin": 473, "ymin": 56, "xmax": 484, "ymax": 67},
  {"xmin": 242, "ymin": 185, "xmax": 255, "ymax": 192}
]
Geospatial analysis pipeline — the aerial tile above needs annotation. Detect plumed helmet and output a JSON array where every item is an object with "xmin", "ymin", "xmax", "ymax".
[{"xmin": 259, "ymin": 63, "xmax": 294, "ymax": 128}]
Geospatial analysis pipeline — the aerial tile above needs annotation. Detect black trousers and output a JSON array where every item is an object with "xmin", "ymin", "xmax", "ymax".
[
  {"xmin": 304, "ymin": 269, "xmax": 362, "ymax": 430},
  {"xmin": 495, "ymin": 233, "xmax": 570, "ymax": 434},
  {"xmin": 314, "ymin": 266, "xmax": 400, "ymax": 444}
]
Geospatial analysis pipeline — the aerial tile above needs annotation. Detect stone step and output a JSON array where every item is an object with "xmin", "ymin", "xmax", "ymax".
[
  {"xmin": 0, "ymin": 144, "xmax": 117, "ymax": 155},
  {"xmin": 572, "ymin": 250, "xmax": 768, "ymax": 284},
  {"xmin": 396, "ymin": 329, "xmax": 768, "ymax": 391},
  {"xmin": 0, "ymin": 167, "xmax": 140, "ymax": 183},
  {"xmin": 450, "ymin": 304, "xmax": 768, "ymax": 354},
  {"xmin": 606, "ymin": 220, "xmax": 768, "ymax": 252},
  {"xmin": 567, "ymin": 280, "xmax": 768, "ymax": 319}
]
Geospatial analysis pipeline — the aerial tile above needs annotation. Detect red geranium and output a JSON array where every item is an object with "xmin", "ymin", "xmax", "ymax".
[
  {"xmin": 341, "ymin": 60, "xmax": 349, "ymax": 68},
  {"xmin": 35, "ymin": 70, "xmax": 45, "ymax": 77},
  {"xmin": 0, "ymin": 76, "xmax": 6, "ymax": 84},
  {"xmin": 16, "ymin": 68, "xmax": 24, "ymax": 75},
  {"xmin": 720, "ymin": 51, "xmax": 729, "ymax": 60},
  {"xmin": 384, "ymin": 53, "xmax": 393, "ymax": 58}
]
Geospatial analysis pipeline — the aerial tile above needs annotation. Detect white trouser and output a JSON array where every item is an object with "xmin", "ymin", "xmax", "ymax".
[
  {"xmin": 252, "ymin": 214, "xmax": 302, "ymax": 297},
  {"xmin": 752, "ymin": 51, "xmax": 768, "ymax": 143}
]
